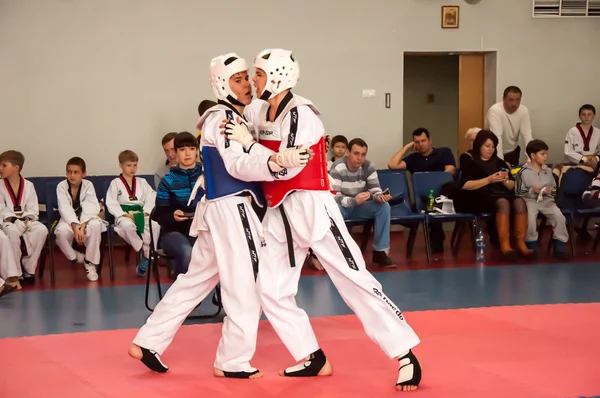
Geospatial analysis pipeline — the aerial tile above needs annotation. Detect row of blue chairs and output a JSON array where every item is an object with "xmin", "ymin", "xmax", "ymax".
[
  {"xmin": 345, "ymin": 170, "xmax": 476, "ymax": 262},
  {"xmin": 27, "ymin": 175, "xmax": 154, "ymax": 283},
  {"xmin": 346, "ymin": 167, "xmax": 598, "ymax": 262}
]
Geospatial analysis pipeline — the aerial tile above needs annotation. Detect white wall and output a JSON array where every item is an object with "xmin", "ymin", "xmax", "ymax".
[
  {"xmin": 403, "ymin": 55, "xmax": 459, "ymax": 155},
  {"xmin": 1, "ymin": 0, "xmax": 599, "ymax": 176}
]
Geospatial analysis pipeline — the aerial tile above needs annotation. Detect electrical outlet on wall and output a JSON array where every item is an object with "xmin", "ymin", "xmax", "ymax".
[{"xmin": 362, "ymin": 89, "xmax": 376, "ymax": 98}]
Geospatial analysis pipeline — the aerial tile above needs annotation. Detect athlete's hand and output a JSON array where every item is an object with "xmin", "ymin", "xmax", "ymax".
[
  {"xmin": 275, "ymin": 146, "xmax": 311, "ymax": 168},
  {"xmin": 14, "ymin": 219, "xmax": 28, "ymax": 234},
  {"xmin": 220, "ymin": 117, "xmax": 254, "ymax": 149},
  {"xmin": 75, "ymin": 228, "xmax": 87, "ymax": 244}
]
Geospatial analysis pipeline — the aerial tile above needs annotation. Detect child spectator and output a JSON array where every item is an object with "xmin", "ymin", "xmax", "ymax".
[
  {"xmin": 155, "ymin": 132, "xmax": 203, "ymax": 278},
  {"xmin": 564, "ymin": 104, "xmax": 599, "ymax": 167},
  {"xmin": 55, "ymin": 157, "xmax": 106, "ymax": 281},
  {"xmin": 0, "ymin": 150, "xmax": 48, "ymax": 285},
  {"xmin": 106, "ymin": 150, "xmax": 159, "ymax": 276},
  {"xmin": 516, "ymin": 139, "xmax": 568, "ymax": 260},
  {"xmin": 328, "ymin": 135, "xmax": 348, "ymax": 170}
]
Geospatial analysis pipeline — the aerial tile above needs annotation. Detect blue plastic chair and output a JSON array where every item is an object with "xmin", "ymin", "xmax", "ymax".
[
  {"xmin": 377, "ymin": 170, "xmax": 429, "ymax": 261},
  {"xmin": 39, "ymin": 180, "xmax": 112, "ymax": 283},
  {"xmin": 139, "ymin": 174, "xmax": 156, "ymax": 190},
  {"xmin": 554, "ymin": 168, "xmax": 594, "ymax": 256},
  {"xmin": 411, "ymin": 172, "xmax": 477, "ymax": 260}
]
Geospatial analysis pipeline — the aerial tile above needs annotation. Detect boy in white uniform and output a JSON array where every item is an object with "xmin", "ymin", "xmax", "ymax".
[
  {"xmin": 128, "ymin": 53, "xmax": 308, "ymax": 378},
  {"xmin": 0, "ymin": 206, "xmax": 20, "ymax": 291},
  {"xmin": 54, "ymin": 157, "xmax": 106, "ymax": 282},
  {"xmin": 564, "ymin": 104, "xmax": 600, "ymax": 167},
  {"xmin": 223, "ymin": 49, "xmax": 422, "ymax": 392},
  {"xmin": 106, "ymin": 150, "xmax": 158, "ymax": 276},
  {"xmin": 0, "ymin": 150, "xmax": 48, "ymax": 285}
]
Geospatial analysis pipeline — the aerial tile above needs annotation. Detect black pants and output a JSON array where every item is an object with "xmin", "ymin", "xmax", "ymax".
[
  {"xmin": 429, "ymin": 224, "xmax": 445, "ymax": 253},
  {"xmin": 503, "ymin": 146, "xmax": 521, "ymax": 166}
]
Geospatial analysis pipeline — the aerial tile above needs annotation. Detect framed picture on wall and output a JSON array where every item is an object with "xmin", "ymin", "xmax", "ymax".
[{"xmin": 441, "ymin": 6, "xmax": 459, "ymax": 29}]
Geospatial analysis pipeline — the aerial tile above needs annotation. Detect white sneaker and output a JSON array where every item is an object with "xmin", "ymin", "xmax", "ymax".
[
  {"xmin": 75, "ymin": 252, "xmax": 85, "ymax": 264},
  {"xmin": 84, "ymin": 261, "xmax": 99, "ymax": 282}
]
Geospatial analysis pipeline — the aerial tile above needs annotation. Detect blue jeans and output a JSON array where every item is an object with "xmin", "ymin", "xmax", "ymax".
[
  {"xmin": 338, "ymin": 200, "xmax": 391, "ymax": 252},
  {"xmin": 159, "ymin": 231, "xmax": 195, "ymax": 278}
]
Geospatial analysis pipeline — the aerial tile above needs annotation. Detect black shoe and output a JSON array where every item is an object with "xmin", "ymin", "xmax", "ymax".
[
  {"xmin": 0, "ymin": 284, "xmax": 17, "ymax": 298},
  {"xmin": 431, "ymin": 242, "xmax": 444, "ymax": 254},
  {"xmin": 373, "ymin": 251, "xmax": 396, "ymax": 268},
  {"xmin": 553, "ymin": 240, "xmax": 569, "ymax": 261},
  {"xmin": 19, "ymin": 274, "xmax": 35, "ymax": 286}
]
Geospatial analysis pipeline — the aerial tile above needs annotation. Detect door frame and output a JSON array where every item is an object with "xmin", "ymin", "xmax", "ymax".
[{"xmin": 401, "ymin": 49, "xmax": 499, "ymax": 159}]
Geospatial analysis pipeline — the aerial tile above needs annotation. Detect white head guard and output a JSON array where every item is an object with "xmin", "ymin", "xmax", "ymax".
[
  {"xmin": 209, "ymin": 53, "xmax": 248, "ymax": 105},
  {"xmin": 254, "ymin": 49, "xmax": 299, "ymax": 100}
]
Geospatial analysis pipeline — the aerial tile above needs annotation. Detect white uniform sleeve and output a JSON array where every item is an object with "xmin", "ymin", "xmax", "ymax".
[
  {"xmin": 106, "ymin": 180, "xmax": 125, "ymax": 219},
  {"xmin": 274, "ymin": 106, "xmax": 323, "ymax": 181},
  {"xmin": 140, "ymin": 179, "xmax": 156, "ymax": 215},
  {"xmin": 0, "ymin": 186, "xmax": 15, "ymax": 221},
  {"xmin": 520, "ymin": 106, "xmax": 533, "ymax": 147},
  {"xmin": 22, "ymin": 181, "xmax": 40, "ymax": 221},
  {"xmin": 203, "ymin": 112, "xmax": 276, "ymax": 182},
  {"xmin": 80, "ymin": 182, "xmax": 101, "ymax": 223},
  {"xmin": 564, "ymin": 128, "xmax": 584, "ymax": 164},
  {"xmin": 57, "ymin": 182, "xmax": 79, "ymax": 225},
  {"xmin": 487, "ymin": 105, "xmax": 504, "ymax": 159}
]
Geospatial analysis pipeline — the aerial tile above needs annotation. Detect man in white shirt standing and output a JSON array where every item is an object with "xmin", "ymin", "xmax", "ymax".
[{"xmin": 486, "ymin": 86, "xmax": 533, "ymax": 165}]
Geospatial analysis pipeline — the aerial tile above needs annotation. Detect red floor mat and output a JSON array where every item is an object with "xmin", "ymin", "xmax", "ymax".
[{"xmin": 1, "ymin": 304, "xmax": 599, "ymax": 397}]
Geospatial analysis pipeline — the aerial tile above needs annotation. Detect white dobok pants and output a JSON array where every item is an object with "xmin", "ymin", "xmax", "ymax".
[
  {"xmin": 133, "ymin": 196, "xmax": 263, "ymax": 372},
  {"xmin": 258, "ymin": 191, "xmax": 420, "ymax": 361}
]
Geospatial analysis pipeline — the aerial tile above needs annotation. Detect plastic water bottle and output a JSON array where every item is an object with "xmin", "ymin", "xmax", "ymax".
[
  {"xmin": 427, "ymin": 190, "xmax": 435, "ymax": 212},
  {"xmin": 475, "ymin": 228, "xmax": 486, "ymax": 263}
]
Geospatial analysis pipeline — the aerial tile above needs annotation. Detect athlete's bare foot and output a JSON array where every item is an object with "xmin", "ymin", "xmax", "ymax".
[
  {"xmin": 213, "ymin": 367, "xmax": 262, "ymax": 379},
  {"xmin": 128, "ymin": 343, "xmax": 143, "ymax": 360},
  {"xmin": 129, "ymin": 343, "xmax": 168, "ymax": 373},
  {"xmin": 6, "ymin": 277, "xmax": 21, "ymax": 290},
  {"xmin": 396, "ymin": 384, "xmax": 418, "ymax": 392},
  {"xmin": 395, "ymin": 350, "xmax": 421, "ymax": 392},
  {"xmin": 278, "ymin": 349, "xmax": 333, "ymax": 377}
]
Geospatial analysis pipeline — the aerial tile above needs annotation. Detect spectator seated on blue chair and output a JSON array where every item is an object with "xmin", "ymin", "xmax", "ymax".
[
  {"xmin": 515, "ymin": 140, "xmax": 568, "ymax": 260},
  {"xmin": 454, "ymin": 130, "xmax": 535, "ymax": 260},
  {"xmin": 154, "ymin": 132, "xmax": 203, "ymax": 278},
  {"xmin": 54, "ymin": 157, "xmax": 107, "ymax": 281},
  {"xmin": 387, "ymin": 127, "xmax": 456, "ymax": 254},
  {"xmin": 329, "ymin": 138, "xmax": 394, "ymax": 267},
  {"xmin": 105, "ymin": 150, "xmax": 159, "ymax": 277}
]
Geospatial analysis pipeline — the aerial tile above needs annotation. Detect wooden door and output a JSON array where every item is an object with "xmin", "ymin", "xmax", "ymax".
[{"xmin": 457, "ymin": 54, "xmax": 485, "ymax": 157}]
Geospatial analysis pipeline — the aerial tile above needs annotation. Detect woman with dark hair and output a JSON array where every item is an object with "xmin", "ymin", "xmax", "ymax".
[{"xmin": 455, "ymin": 130, "xmax": 535, "ymax": 259}]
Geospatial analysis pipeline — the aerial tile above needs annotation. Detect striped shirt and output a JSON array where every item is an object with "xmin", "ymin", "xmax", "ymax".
[{"xmin": 329, "ymin": 157, "xmax": 383, "ymax": 207}]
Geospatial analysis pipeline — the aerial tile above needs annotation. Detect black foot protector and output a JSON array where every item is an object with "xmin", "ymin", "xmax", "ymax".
[
  {"xmin": 283, "ymin": 349, "xmax": 327, "ymax": 377},
  {"xmin": 222, "ymin": 368, "xmax": 260, "ymax": 379},
  {"xmin": 0, "ymin": 284, "xmax": 17, "ymax": 298},
  {"xmin": 396, "ymin": 350, "xmax": 422, "ymax": 388},
  {"xmin": 140, "ymin": 347, "xmax": 169, "ymax": 373}
]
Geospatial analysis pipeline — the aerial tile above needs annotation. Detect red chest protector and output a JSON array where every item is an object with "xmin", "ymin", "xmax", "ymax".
[{"xmin": 255, "ymin": 97, "xmax": 330, "ymax": 208}]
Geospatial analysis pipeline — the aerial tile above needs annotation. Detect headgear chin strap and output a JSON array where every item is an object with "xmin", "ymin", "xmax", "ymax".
[
  {"xmin": 209, "ymin": 53, "xmax": 249, "ymax": 104},
  {"xmin": 254, "ymin": 49, "xmax": 299, "ymax": 100}
]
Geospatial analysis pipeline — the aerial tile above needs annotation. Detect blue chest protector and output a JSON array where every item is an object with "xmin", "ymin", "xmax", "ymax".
[{"xmin": 202, "ymin": 146, "xmax": 265, "ymax": 207}]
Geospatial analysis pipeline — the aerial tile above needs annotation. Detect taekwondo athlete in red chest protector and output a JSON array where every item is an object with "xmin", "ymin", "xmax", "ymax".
[
  {"xmin": 128, "ymin": 53, "xmax": 310, "ymax": 379},
  {"xmin": 222, "ymin": 49, "xmax": 423, "ymax": 392}
]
